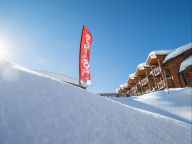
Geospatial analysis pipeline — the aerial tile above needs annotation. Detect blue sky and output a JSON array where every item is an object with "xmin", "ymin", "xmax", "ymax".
[{"xmin": 0, "ymin": 0, "xmax": 191, "ymax": 93}]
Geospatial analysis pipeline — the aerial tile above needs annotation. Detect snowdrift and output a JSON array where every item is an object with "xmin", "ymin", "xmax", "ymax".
[
  {"xmin": 0, "ymin": 59, "xmax": 191, "ymax": 144},
  {"xmin": 111, "ymin": 88, "xmax": 192, "ymax": 124}
]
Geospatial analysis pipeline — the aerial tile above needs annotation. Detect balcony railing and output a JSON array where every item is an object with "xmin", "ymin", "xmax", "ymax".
[
  {"xmin": 140, "ymin": 77, "xmax": 148, "ymax": 86},
  {"xmin": 157, "ymin": 80, "xmax": 165, "ymax": 90},
  {"xmin": 151, "ymin": 66, "xmax": 161, "ymax": 77},
  {"xmin": 131, "ymin": 86, "xmax": 137, "ymax": 93}
]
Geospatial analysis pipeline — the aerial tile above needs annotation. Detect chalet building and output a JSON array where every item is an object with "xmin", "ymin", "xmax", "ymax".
[
  {"xmin": 116, "ymin": 42, "xmax": 192, "ymax": 96},
  {"xmin": 135, "ymin": 63, "xmax": 153, "ymax": 94},
  {"xmin": 162, "ymin": 43, "xmax": 192, "ymax": 88},
  {"xmin": 179, "ymin": 56, "xmax": 192, "ymax": 87},
  {"xmin": 116, "ymin": 83, "xmax": 129, "ymax": 96},
  {"xmin": 146, "ymin": 50, "xmax": 172, "ymax": 90},
  {"xmin": 127, "ymin": 73, "xmax": 138, "ymax": 96}
]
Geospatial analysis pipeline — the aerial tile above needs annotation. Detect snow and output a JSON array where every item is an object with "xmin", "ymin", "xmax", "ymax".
[
  {"xmin": 0, "ymin": 59, "xmax": 191, "ymax": 144},
  {"xmin": 110, "ymin": 88, "xmax": 192, "ymax": 124},
  {"xmin": 137, "ymin": 62, "xmax": 148, "ymax": 68},
  {"xmin": 120, "ymin": 83, "xmax": 128, "ymax": 88},
  {"xmin": 129, "ymin": 73, "xmax": 135, "ymax": 79},
  {"xmin": 115, "ymin": 88, "xmax": 119, "ymax": 93},
  {"xmin": 34, "ymin": 70, "xmax": 79, "ymax": 86},
  {"xmin": 148, "ymin": 50, "xmax": 172, "ymax": 58},
  {"xmin": 163, "ymin": 43, "xmax": 192, "ymax": 64},
  {"xmin": 179, "ymin": 56, "xmax": 192, "ymax": 72}
]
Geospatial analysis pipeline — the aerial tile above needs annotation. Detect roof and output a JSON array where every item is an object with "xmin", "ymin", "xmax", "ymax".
[
  {"xmin": 148, "ymin": 50, "xmax": 172, "ymax": 58},
  {"xmin": 120, "ymin": 83, "xmax": 128, "ymax": 88},
  {"xmin": 137, "ymin": 62, "xmax": 151, "ymax": 70},
  {"xmin": 137, "ymin": 62, "xmax": 147, "ymax": 68},
  {"xmin": 129, "ymin": 73, "xmax": 136, "ymax": 79},
  {"xmin": 163, "ymin": 43, "xmax": 192, "ymax": 64},
  {"xmin": 146, "ymin": 50, "xmax": 172, "ymax": 65},
  {"xmin": 179, "ymin": 56, "xmax": 192, "ymax": 72}
]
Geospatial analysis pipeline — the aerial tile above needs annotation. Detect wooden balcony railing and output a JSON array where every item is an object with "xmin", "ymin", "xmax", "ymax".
[
  {"xmin": 131, "ymin": 86, "xmax": 137, "ymax": 93},
  {"xmin": 157, "ymin": 80, "xmax": 165, "ymax": 90},
  {"xmin": 151, "ymin": 66, "xmax": 161, "ymax": 77},
  {"xmin": 140, "ymin": 77, "xmax": 148, "ymax": 86}
]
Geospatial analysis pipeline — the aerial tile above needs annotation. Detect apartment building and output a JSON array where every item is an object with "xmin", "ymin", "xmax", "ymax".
[{"xmin": 116, "ymin": 43, "xmax": 192, "ymax": 96}]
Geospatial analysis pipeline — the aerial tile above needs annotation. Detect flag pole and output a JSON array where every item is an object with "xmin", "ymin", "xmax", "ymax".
[{"xmin": 79, "ymin": 25, "xmax": 84, "ymax": 88}]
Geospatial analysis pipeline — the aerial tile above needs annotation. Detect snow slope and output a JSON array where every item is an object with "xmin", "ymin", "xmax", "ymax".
[
  {"xmin": 0, "ymin": 59, "xmax": 191, "ymax": 144},
  {"xmin": 111, "ymin": 88, "xmax": 192, "ymax": 124}
]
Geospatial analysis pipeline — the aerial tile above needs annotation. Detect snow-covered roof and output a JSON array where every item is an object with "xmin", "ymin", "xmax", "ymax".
[
  {"xmin": 163, "ymin": 43, "xmax": 192, "ymax": 64},
  {"xmin": 148, "ymin": 50, "xmax": 172, "ymax": 58},
  {"xmin": 120, "ymin": 83, "xmax": 128, "ymax": 88},
  {"xmin": 129, "ymin": 73, "xmax": 135, "ymax": 78},
  {"xmin": 115, "ymin": 89, "xmax": 119, "ymax": 93},
  {"xmin": 179, "ymin": 56, "xmax": 192, "ymax": 72},
  {"xmin": 137, "ymin": 62, "xmax": 147, "ymax": 68}
]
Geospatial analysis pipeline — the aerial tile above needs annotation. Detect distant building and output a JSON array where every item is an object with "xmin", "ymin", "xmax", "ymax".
[
  {"xmin": 135, "ymin": 62, "xmax": 153, "ymax": 94},
  {"xmin": 116, "ymin": 83, "xmax": 129, "ymax": 96},
  {"xmin": 127, "ymin": 73, "xmax": 138, "ymax": 96},
  {"xmin": 116, "ymin": 43, "xmax": 192, "ymax": 96},
  {"xmin": 146, "ymin": 50, "xmax": 172, "ymax": 90}
]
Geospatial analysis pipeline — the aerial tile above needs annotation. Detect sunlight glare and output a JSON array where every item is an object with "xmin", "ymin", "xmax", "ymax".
[{"xmin": 0, "ymin": 36, "xmax": 11, "ymax": 59}]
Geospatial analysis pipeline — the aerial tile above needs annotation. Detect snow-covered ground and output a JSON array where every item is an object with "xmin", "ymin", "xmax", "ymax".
[
  {"xmin": 111, "ymin": 88, "xmax": 192, "ymax": 125},
  {"xmin": 0, "ymin": 59, "xmax": 191, "ymax": 144}
]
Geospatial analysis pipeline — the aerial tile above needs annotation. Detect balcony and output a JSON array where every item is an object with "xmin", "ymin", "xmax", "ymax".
[
  {"xmin": 151, "ymin": 66, "xmax": 161, "ymax": 77},
  {"xmin": 131, "ymin": 86, "xmax": 137, "ymax": 94},
  {"xmin": 140, "ymin": 77, "xmax": 148, "ymax": 87},
  {"xmin": 157, "ymin": 80, "xmax": 165, "ymax": 90},
  {"xmin": 166, "ymin": 77, "xmax": 174, "ymax": 87}
]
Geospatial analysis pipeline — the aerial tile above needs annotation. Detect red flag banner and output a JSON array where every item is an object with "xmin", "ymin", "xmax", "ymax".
[{"xmin": 79, "ymin": 26, "xmax": 93, "ymax": 87}]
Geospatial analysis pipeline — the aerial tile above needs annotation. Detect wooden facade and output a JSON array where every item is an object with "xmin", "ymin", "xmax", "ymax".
[
  {"xmin": 127, "ymin": 73, "xmax": 139, "ymax": 96},
  {"xmin": 116, "ymin": 43, "xmax": 192, "ymax": 96},
  {"xmin": 116, "ymin": 83, "xmax": 129, "ymax": 96},
  {"xmin": 179, "ymin": 56, "xmax": 192, "ymax": 87},
  {"xmin": 180, "ymin": 67, "xmax": 192, "ymax": 87},
  {"xmin": 163, "ymin": 44, "xmax": 192, "ymax": 88},
  {"xmin": 135, "ymin": 63, "xmax": 153, "ymax": 94},
  {"xmin": 146, "ymin": 53, "xmax": 171, "ymax": 90}
]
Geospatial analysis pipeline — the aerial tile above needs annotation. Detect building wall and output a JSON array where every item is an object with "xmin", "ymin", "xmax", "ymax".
[
  {"xmin": 180, "ymin": 67, "xmax": 192, "ymax": 87},
  {"xmin": 164, "ymin": 51, "xmax": 192, "ymax": 88},
  {"xmin": 150, "ymin": 56, "xmax": 167, "ymax": 90},
  {"xmin": 117, "ymin": 46, "xmax": 192, "ymax": 96}
]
